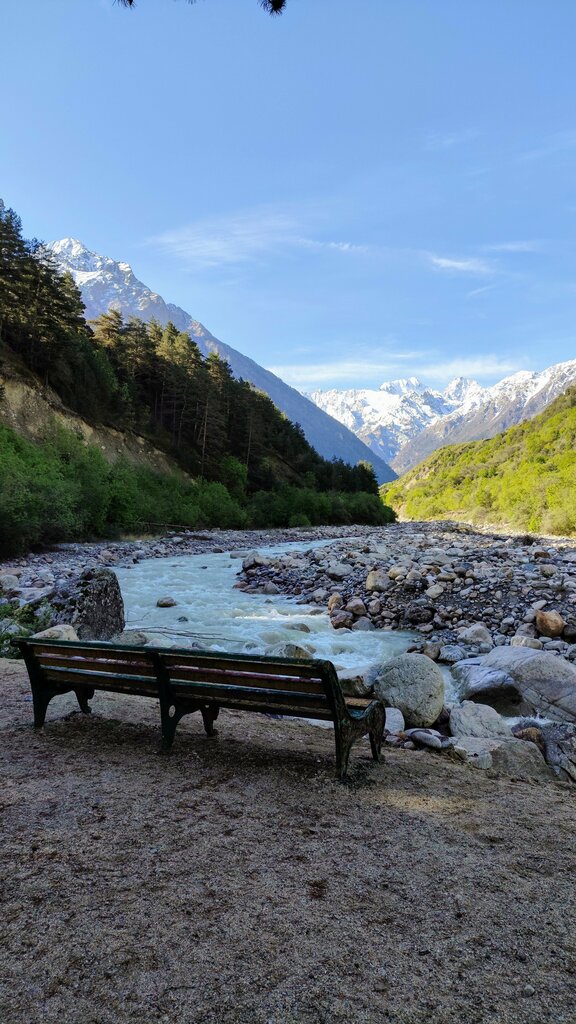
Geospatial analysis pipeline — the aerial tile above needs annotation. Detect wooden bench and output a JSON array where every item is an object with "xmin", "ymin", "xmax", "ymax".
[{"xmin": 16, "ymin": 638, "xmax": 385, "ymax": 780}]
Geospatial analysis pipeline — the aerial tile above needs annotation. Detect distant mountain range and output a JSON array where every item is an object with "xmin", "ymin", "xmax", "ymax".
[
  {"xmin": 310, "ymin": 360, "xmax": 576, "ymax": 474},
  {"xmin": 48, "ymin": 239, "xmax": 396, "ymax": 483}
]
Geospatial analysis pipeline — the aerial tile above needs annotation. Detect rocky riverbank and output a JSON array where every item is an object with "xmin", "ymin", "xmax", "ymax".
[
  {"xmin": 2, "ymin": 520, "xmax": 576, "ymax": 780},
  {"xmin": 236, "ymin": 521, "xmax": 576, "ymax": 661}
]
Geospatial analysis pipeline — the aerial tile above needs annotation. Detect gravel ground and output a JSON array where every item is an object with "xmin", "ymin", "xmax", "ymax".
[{"xmin": 1, "ymin": 659, "xmax": 575, "ymax": 1024}]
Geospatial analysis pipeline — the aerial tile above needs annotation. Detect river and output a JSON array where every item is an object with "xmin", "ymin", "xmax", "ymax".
[{"xmin": 115, "ymin": 537, "xmax": 416, "ymax": 679}]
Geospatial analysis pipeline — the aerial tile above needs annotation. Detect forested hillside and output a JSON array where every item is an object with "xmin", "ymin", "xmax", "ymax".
[
  {"xmin": 383, "ymin": 385, "xmax": 576, "ymax": 536},
  {"xmin": 0, "ymin": 201, "xmax": 392, "ymax": 554}
]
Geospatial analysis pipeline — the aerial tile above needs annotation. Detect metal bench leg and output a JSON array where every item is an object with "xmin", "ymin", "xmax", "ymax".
[
  {"xmin": 200, "ymin": 705, "xmax": 219, "ymax": 738},
  {"xmin": 334, "ymin": 722, "xmax": 354, "ymax": 781},
  {"xmin": 369, "ymin": 705, "xmax": 385, "ymax": 763},
  {"xmin": 31, "ymin": 684, "xmax": 56, "ymax": 729},
  {"xmin": 75, "ymin": 687, "xmax": 94, "ymax": 715}
]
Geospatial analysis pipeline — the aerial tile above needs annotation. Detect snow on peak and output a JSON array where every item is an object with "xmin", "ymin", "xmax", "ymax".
[{"xmin": 379, "ymin": 376, "xmax": 424, "ymax": 396}]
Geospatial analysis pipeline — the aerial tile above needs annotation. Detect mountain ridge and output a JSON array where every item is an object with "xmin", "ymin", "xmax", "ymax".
[{"xmin": 310, "ymin": 360, "xmax": 576, "ymax": 472}]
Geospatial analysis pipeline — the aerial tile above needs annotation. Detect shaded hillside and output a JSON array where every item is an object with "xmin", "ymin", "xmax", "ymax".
[
  {"xmin": 0, "ymin": 201, "xmax": 394, "ymax": 554},
  {"xmin": 383, "ymin": 386, "xmax": 576, "ymax": 536},
  {"xmin": 48, "ymin": 238, "xmax": 396, "ymax": 483}
]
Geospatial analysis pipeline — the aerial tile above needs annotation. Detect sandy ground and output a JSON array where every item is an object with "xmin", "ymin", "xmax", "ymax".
[{"xmin": 1, "ymin": 658, "xmax": 575, "ymax": 1024}]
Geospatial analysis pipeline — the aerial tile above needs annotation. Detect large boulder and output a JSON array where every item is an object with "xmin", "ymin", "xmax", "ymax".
[
  {"xmin": 51, "ymin": 568, "xmax": 125, "ymax": 640},
  {"xmin": 452, "ymin": 647, "xmax": 576, "ymax": 723},
  {"xmin": 373, "ymin": 653, "xmax": 445, "ymax": 727},
  {"xmin": 449, "ymin": 701, "xmax": 512, "ymax": 739},
  {"xmin": 453, "ymin": 736, "xmax": 554, "ymax": 782}
]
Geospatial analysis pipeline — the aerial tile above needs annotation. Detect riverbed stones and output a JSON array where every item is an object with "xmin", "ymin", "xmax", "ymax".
[
  {"xmin": 157, "ymin": 597, "xmax": 177, "ymax": 608},
  {"xmin": 373, "ymin": 653, "xmax": 445, "ymax": 728},
  {"xmin": 535, "ymin": 609, "xmax": 565, "ymax": 638}
]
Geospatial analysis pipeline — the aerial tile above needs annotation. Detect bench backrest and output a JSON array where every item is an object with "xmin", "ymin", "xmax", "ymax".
[{"xmin": 17, "ymin": 638, "xmax": 345, "ymax": 719}]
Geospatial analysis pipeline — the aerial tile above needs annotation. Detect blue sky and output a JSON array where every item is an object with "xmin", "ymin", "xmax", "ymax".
[{"xmin": 2, "ymin": 0, "xmax": 576, "ymax": 392}]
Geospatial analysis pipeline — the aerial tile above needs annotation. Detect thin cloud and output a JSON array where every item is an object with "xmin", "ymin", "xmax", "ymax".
[
  {"xmin": 269, "ymin": 353, "xmax": 524, "ymax": 391},
  {"xmin": 420, "ymin": 355, "xmax": 524, "ymax": 380},
  {"xmin": 149, "ymin": 209, "xmax": 366, "ymax": 269},
  {"xmin": 268, "ymin": 354, "xmax": 426, "ymax": 389},
  {"xmin": 427, "ymin": 253, "xmax": 495, "ymax": 275},
  {"xmin": 466, "ymin": 285, "xmax": 496, "ymax": 299},
  {"xmin": 517, "ymin": 131, "xmax": 576, "ymax": 163},
  {"xmin": 483, "ymin": 240, "xmax": 540, "ymax": 253},
  {"xmin": 424, "ymin": 128, "xmax": 480, "ymax": 151}
]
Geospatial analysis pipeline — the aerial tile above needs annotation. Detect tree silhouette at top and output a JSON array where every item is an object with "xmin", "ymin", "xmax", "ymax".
[{"xmin": 117, "ymin": 0, "xmax": 287, "ymax": 13}]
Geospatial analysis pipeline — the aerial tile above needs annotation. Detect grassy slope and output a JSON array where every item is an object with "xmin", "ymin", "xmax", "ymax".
[{"xmin": 383, "ymin": 384, "xmax": 576, "ymax": 536}]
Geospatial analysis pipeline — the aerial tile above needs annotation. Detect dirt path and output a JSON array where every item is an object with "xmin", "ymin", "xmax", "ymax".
[{"xmin": 1, "ymin": 660, "xmax": 575, "ymax": 1024}]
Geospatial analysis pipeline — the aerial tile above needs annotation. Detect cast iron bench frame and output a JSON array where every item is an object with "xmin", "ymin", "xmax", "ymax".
[{"xmin": 16, "ymin": 638, "xmax": 385, "ymax": 780}]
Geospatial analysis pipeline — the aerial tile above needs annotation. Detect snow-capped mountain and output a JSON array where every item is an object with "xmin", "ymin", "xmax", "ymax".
[
  {"xmin": 48, "ymin": 239, "xmax": 396, "ymax": 483},
  {"xmin": 395, "ymin": 360, "xmax": 576, "ymax": 473},
  {"xmin": 310, "ymin": 361, "xmax": 576, "ymax": 474},
  {"xmin": 309, "ymin": 376, "xmax": 481, "ymax": 466}
]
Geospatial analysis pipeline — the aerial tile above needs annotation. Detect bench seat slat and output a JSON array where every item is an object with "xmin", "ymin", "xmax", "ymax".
[
  {"xmin": 38, "ymin": 654, "xmax": 158, "ymax": 677},
  {"xmin": 170, "ymin": 679, "xmax": 329, "ymax": 705},
  {"xmin": 162, "ymin": 653, "xmax": 327, "ymax": 679},
  {"xmin": 43, "ymin": 665, "xmax": 159, "ymax": 693},
  {"xmin": 166, "ymin": 664, "xmax": 324, "ymax": 694}
]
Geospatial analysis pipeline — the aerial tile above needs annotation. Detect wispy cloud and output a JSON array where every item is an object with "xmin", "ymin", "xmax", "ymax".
[
  {"xmin": 482, "ymin": 240, "xmax": 540, "ymax": 253},
  {"xmin": 420, "ymin": 355, "xmax": 524, "ymax": 380},
  {"xmin": 427, "ymin": 253, "xmax": 495, "ymax": 275},
  {"xmin": 517, "ymin": 130, "xmax": 576, "ymax": 163},
  {"xmin": 269, "ymin": 352, "xmax": 524, "ymax": 391},
  {"xmin": 424, "ymin": 128, "xmax": 480, "ymax": 151},
  {"xmin": 149, "ymin": 209, "xmax": 366, "ymax": 269},
  {"xmin": 268, "ymin": 352, "xmax": 426, "ymax": 389},
  {"xmin": 466, "ymin": 285, "xmax": 496, "ymax": 299}
]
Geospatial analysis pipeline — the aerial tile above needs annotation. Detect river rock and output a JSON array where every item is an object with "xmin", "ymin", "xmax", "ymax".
[
  {"xmin": 365, "ymin": 570, "xmax": 389, "ymax": 593},
  {"xmin": 438, "ymin": 644, "xmax": 466, "ymax": 664},
  {"xmin": 373, "ymin": 654, "xmax": 445, "ymax": 728},
  {"xmin": 327, "ymin": 563, "xmax": 350, "ymax": 580},
  {"xmin": 511, "ymin": 635, "xmax": 543, "ymax": 650},
  {"xmin": 337, "ymin": 668, "xmax": 375, "ymax": 697},
  {"xmin": 345, "ymin": 597, "xmax": 367, "ymax": 616},
  {"xmin": 330, "ymin": 611, "xmax": 353, "ymax": 630},
  {"xmin": 327, "ymin": 593, "xmax": 343, "ymax": 612},
  {"xmin": 32, "ymin": 624, "xmax": 79, "ymax": 642},
  {"xmin": 242, "ymin": 551, "xmax": 271, "ymax": 571},
  {"xmin": 453, "ymin": 647, "xmax": 576, "ymax": 723},
  {"xmin": 351, "ymin": 616, "xmax": 375, "ymax": 631},
  {"xmin": 0, "ymin": 574, "xmax": 19, "ymax": 592},
  {"xmin": 535, "ymin": 610, "xmax": 565, "ymax": 638},
  {"xmin": 460, "ymin": 622, "xmax": 493, "ymax": 645},
  {"xmin": 449, "ymin": 701, "xmax": 512, "ymax": 739},
  {"xmin": 266, "ymin": 642, "xmax": 315, "ymax": 660},
  {"xmin": 157, "ymin": 597, "xmax": 177, "ymax": 608},
  {"xmin": 51, "ymin": 568, "xmax": 125, "ymax": 640},
  {"xmin": 384, "ymin": 706, "xmax": 405, "ymax": 734}
]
